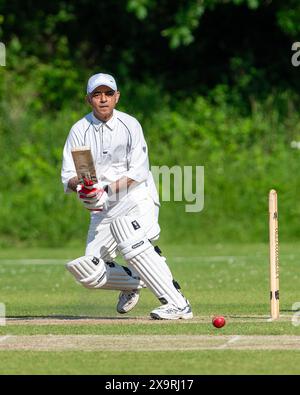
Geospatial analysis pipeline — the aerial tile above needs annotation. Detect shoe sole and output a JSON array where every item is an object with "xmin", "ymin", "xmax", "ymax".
[{"xmin": 150, "ymin": 312, "xmax": 193, "ymax": 320}]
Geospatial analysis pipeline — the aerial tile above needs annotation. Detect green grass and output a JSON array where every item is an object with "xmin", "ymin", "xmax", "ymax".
[
  {"xmin": 2, "ymin": 322, "xmax": 299, "ymax": 336},
  {"xmin": 0, "ymin": 243, "xmax": 300, "ymax": 374},
  {"xmin": 1, "ymin": 350, "xmax": 300, "ymax": 375}
]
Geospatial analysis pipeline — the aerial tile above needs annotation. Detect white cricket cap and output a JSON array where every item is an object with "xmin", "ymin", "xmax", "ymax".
[{"xmin": 86, "ymin": 73, "xmax": 117, "ymax": 94}]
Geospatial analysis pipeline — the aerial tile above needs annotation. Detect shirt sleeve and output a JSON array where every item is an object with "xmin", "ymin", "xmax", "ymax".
[
  {"xmin": 61, "ymin": 127, "xmax": 81, "ymax": 193},
  {"xmin": 125, "ymin": 121, "xmax": 150, "ymax": 183}
]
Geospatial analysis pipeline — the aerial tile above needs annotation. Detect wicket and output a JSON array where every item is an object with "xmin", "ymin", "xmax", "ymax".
[{"xmin": 269, "ymin": 189, "xmax": 280, "ymax": 320}]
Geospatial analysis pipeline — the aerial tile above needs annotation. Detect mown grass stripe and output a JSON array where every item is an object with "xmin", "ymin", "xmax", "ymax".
[{"xmin": 1, "ymin": 335, "xmax": 300, "ymax": 351}]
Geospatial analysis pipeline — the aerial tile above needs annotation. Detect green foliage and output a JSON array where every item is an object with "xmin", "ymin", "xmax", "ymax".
[
  {"xmin": 276, "ymin": 1, "xmax": 300, "ymax": 36},
  {"xmin": 1, "ymin": 0, "xmax": 299, "ymax": 94},
  {"xmin": 127, "ymin": 0, "xmax": 261, "ymax": 48},
  {"xmin": 1, "ymin": 1, "xmax": 300, "ymax": 246},
  {"xmin": 162, "ymin": 1, "xmax": 205, "ymax": 48},
  {"xmin": 1, "ymin": 62, "xmax": 300, "ymax": 246},
  {"xmin": 127, "ymin": 0, "xmax": 155, "ymax": 20}
]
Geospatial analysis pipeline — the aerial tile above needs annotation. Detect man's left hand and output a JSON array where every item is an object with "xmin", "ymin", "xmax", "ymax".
[{"xmin": 77, "ymin": 183, "xmax": 109, "ymax": 211}]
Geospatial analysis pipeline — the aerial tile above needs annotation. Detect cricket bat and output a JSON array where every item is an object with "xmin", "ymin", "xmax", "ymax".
[{"xmin": 71, "ymin": 146, "xmax": 98, "ymax": 185}]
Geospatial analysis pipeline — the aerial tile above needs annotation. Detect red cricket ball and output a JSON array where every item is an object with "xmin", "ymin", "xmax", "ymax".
[{"xmin": 212, "ymin": 316, "xmax": 226, "ymax": 328}]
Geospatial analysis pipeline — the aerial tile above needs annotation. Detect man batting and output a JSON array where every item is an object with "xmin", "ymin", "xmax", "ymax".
[{"xmin": 61, "ymin": 73, "xmax": 193, "ymax": 319}]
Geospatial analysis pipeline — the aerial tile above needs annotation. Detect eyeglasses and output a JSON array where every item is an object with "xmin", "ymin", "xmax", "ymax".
[{"xmin": 92, "ymin": 90, "xmax": 115, "ymax": 97}]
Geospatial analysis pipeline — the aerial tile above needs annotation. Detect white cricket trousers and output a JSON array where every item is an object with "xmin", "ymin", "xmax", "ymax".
[{"xmin": 85, "ymin": 195, "xmax": 160, "ymax": 261}]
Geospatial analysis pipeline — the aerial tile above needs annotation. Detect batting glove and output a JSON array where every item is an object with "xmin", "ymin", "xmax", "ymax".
[{"xmin": 77, "ymin": 179, "xmax": 109, "ymax": 211}]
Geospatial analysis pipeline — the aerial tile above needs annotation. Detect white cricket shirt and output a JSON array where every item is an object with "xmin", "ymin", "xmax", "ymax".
[{"xmin": 61, "ymin": 109, "xmax": 159, "ymax": 208}]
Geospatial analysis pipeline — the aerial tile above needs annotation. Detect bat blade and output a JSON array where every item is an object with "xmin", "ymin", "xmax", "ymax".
[{"xmin": 71, "ymin": 146, "xmax": 97, "ymax": 184}]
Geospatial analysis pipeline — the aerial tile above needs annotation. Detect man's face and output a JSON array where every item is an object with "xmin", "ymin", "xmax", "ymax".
[{"xmin": 87, "ymin": 85, "xmax": 120, "ymax": 121}]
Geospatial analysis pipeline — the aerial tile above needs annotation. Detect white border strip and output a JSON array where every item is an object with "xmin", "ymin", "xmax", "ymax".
[
  {"xmin": 0, "ymin": 252, "xmax": 298, "ymax": 265},
  {"xmin": 217, "ymin": 335, "xmax": 241, "ymax": 349}
]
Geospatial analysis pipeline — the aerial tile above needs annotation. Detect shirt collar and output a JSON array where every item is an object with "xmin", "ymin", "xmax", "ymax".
[{"xmin": 91, "ymin": 110, "xmax": 116, "ymax": 131}]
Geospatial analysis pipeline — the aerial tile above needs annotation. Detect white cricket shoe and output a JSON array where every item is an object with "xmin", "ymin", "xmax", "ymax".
[
  {"xmin": 117, "ymin": 290, "xmax": 140, "ymax": 314},
  {"xmin": 150, "ymin": 302, "xmax": 193, "ymax": 320}
]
